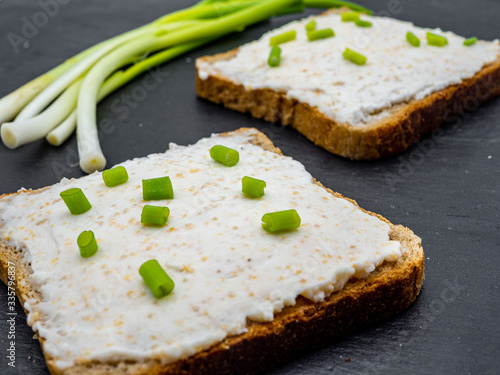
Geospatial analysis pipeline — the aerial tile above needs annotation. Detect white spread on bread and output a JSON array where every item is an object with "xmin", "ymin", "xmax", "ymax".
[
  {"xmin": 0, "ymin": 129, "xmax": 401, "ymax": 368},
  {"xmin": 197, "ymin": 13, "xmax": 500, "ymax": 125}
]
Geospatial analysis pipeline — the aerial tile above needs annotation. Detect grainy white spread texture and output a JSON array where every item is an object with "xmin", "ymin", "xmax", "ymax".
[
  {"xmin": 0, "ymin": 129, "xmax": 401, "ymax": 369},
  {"xmin": 197, "ymin": 13, "xmax": 500, "ymax": 125}
]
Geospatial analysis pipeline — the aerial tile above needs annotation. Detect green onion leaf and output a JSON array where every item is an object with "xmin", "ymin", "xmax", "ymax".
[
  {"xmin": 307, "ymin": 28, "xmax": 335, "ymax": 41},
  {"xmin": 269, "ymin": 30, "xmax": 297, "ymax": 46},
  {"xmin": 60, "ymin": 188, "xmax": 92, "ymax": 215},
  {"xmin": 354, "ymin": 19, "xmax": 372, "ymax": 28},
  {"xmin": 268, "ymin": 46, "xmax": 282, "ymax": 67},
  {"xmin": 143, "ymin": 176, "xmax": 174, "ymax": 200},
  {"xmin": 209, "ymin": 145, "xmax": 240, "ymax": 166},
  {"xmin": 463, "ymin": 37, "xmax": 477, "ymax": 46},
  {"xmin": 141, "ymin": 205, "xmax": 170, "ymax": 226},
  {"xmin": 242, "ymin": 176, "xmax": 266, "ymax": 198},
  {"xmin": 341, "ymin": 11, "xmax": 360, "ymax": 22},
  {"xmin": 303, "ymin": 0, "xmax": 373, "ymax": 15},
  {"xmin": 77, "ymin": 230, "xmax": 98, "ymax": 258},
  {"xmin": 139, "ymin": 259, "xmax": 175, "ymax": 299},
  {"xmin": 343, "ymin": 47, "xmax": 367, "ymax": 65},
  {"xmin": 406, "ymin": 32, "xmax": 420, "ymax": 47},
  {"xmin": 102, "ymin": 166, "xmax": 129, "ymax": 187},
  {"xmin": 426, "ymin": 32, "xmax": 448, "ymax": 47},
  {"xmin": 305, "ymin": 19, "xmax": 317, "ymax": 32},
  {"xmin": 261, "ymin": 209, "xmax": 301, "ymax": 233}
]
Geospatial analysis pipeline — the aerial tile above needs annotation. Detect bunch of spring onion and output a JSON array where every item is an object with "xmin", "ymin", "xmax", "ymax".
[{"xmin": 0, "ymin": 0, "xmax": 372, "ymax": 174}]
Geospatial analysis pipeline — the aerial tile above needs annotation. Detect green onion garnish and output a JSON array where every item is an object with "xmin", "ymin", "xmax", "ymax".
[
  {"xmin": 242, "ymin": 176, "xmax": 266, "ymax": 198},
  {"xmin": 305, "ymin": 19, "xmax": 317, "ymax": 32},
  {"xmin": 354, "ymin": 19, "xmax": 372, "ymax": 28},
  {"xmin": 77, "ymin": 230, "xmax": 98, "ymax": 258},
  {"xmin": 139, "ymin": 259, "xmax": 175, "ymax": 299},
  {"xmin": 261, "ymin": 209, "xmax": 301, "ymax": 233},
  {"xmin": 406, "ymin": 32, "xmax": 420, "ymax": 47},
  {"xmin": 269, "ymin": 30, "xmax": 297, "ymax": 46},
  {"xmin": 307, "ymin": 28, "xmax": 335, "ymax": 41},
  {"xmin": 343, "ymin": 48, "xmax": 367, "ymax": 65},
  {"xmin": 341, "ymin": 11, "xmax": 360, "ymax": 22},
  {"xmin": 60, "ymin": 188, "xmax": 92, "ymax": 215},
  {"xmin": 463, "ymin": 37, "xmax": 477, "ymax": 46},
  {"xmin": 142, "ymin": 176, "xmax": 174, "ymax": 201},
  {"xmin": 209, "ymin": 145, "xmax": 240, "ymax": 167},
  {"xmin": 102, "ymin": 166, "xmax": 129, "ymax": 187},
  {"xmin": 141, "ymin": 205, "xmax": 170, "ymax": 226},
  {"xmin": 426, "ymin": 32, "xmax": 448, "ymax": 47},
  {"xmin": 268, "ymin": 46, "xmax": 282, "ymax": 67}
]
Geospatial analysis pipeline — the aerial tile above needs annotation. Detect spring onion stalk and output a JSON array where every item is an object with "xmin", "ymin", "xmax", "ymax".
[
  {"xmin": 464, "ymin": 37, "xmax": 477, "ymax": 46},
  {"xmin": 270, "ymin": 30, "xmax": 297, "ymax": 46},
  {"xmin": 77, "ymin": 230, "xmax": 99, "ymax": 258},
  {"xmin": 305, "ymin": 19, "xmax": 317, "ymax": 31},
  {"xmin": 261, "ymin": 209, "xmax": 301, "ymax": 232},
  {"xmin": 242, "ymin": 176, "xmax": 266, "ymax": 197},
  {"xmin": 426, "ymin": 32, "xmax": 448, "ymax": 47},
  {"xmin": 141, "ymin": 205, "xmax": 170, "ymax": 226},
  {"xmin": 102, "ymin": 166, "xmax": 129, "ymax": 187},
  {"xmin": 355, "ymin": 19, "xmax": 372, "ymax": 27},
  {"xmin": 307, "ymin": 28, "xmax": 335, "ymax": 41},
  {"xmin": 77, "ymin": 0, "xmax": 299, "ymax": 173},
  {"xmin": 406, "ymin": 32, "xmax": 420, "ymax": 47},
  {"xmin": 210, "ymin": 145, "xmax": 240, "ymax": 166},
  {"xmin": 1, "ymin": 78, "xmax": 83, "ymax": 149},
  {"xmin": 303, "ymin": 0, "xmax": 373, "ymax": 15},
  {"xmin": 343, "ymin": 47, "xmax": 367, "ymax": 65},
  {"xmin": 60, "ymin": 188, "xmax": 92, "ymax": 215},
  {"xmin": 268, "ymin": 46, "xmax": 282, "ymax": 67},
  {"xmin": 143, "ymin": 176, "xmax": 174, "ymax": 200},
  {"xmin": 139, "ymin": 259, "xmax": 175, "ymax": 299},
  {"xmin": 47, "ymin": 38, "xmax": 209, "ymax": 146},
  {"xmin": 341, "ymin": 11, "xmax": 360, "ymax": 22}
]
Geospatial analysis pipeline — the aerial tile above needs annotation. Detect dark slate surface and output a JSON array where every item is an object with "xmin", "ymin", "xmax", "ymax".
[{"xmin": 0, "ymin": 0, "xmax": 499, "ymax": 374}]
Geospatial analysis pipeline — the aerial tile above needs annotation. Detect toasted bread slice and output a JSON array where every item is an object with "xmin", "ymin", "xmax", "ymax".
[
  {"xmin": 0, "ymin": 128, "xmax": 424, "ymax": 374},
  {"xmin": 196, "ymin": 11, "xmax": 500, "ymax": 160}
]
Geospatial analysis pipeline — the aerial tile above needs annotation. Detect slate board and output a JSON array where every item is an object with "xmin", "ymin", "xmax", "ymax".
[{"xmin": 0, "ymin": 0, "xmax": 499, "ymax": 374}]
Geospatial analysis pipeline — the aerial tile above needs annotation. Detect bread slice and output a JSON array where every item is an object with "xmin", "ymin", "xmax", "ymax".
[
  {"xmin": 0, "ymin": 128, "xmax": 424, "ymax": 374},
  {"xmin": 196, "ymin": 11, "xmax": 500, "ymax": 160}
]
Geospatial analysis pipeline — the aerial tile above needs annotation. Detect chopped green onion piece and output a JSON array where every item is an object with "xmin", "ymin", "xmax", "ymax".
[
  {"xmin": 269, "ymin": 30, "xmax": 297, "ymax": 46},
  {"xmin": 139, "ymin": 259, "xmax": 175, "ymax": 299},
  {"xmin": 464, "ymin": 37, "xmax": 477, "ymax": 46},
  {"xmin": 77, "ymin": 230, "xmax": 98, "ymax": 258},
  {"xmin": 102, "ymin": 166, "xmax": 129, "ymax": 187},
  {"xmin": 426, "ymin": 32, "xmax": 448, "ymax": 47},
  {"xmin": 209, "ymin": 145, "xmax": 239, "ymax": 166},
  {"xmin": 60, "ymin": 188, "xmax": 92, "ymax": 215},
  {"xmin": 305, "ymin": 19, "xmax": 317, "ymax": 32},
  {"xmin": 261, "ymin": 209, "xmax": 301, "ymax": 233},
  {"xmin": 307, "ymin": 28, "xmax": 335, "ymax": 41},
  {"xmin": 354, "ymin": 19, "xmax": 372, "ymax": 28},
  {"xmin": 343, "ymin": 48, "xmax": 367, "ymax": 65},
  {"xmin": 141, "ymin": 205, "xmax": 170, "ymax": 226},
  {"xmin": 406, "ymin": 32, "xmax": 420, "ymax": 47},
  {"xmin": 142, "ymin": 176, "xmax": 174, "ymax": 200},
  {"xmin": 268, "ymin": 46, "xmax": 282, "ymax": 67},
  {"xmin": 341, "ymin": 11, "xmax": 360, "ymax": 22},
  {"xmin": 242, "ymin": 176, "xmax": 266, "ymax": 198}
]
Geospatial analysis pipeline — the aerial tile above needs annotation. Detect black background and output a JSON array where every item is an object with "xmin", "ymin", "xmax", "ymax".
[{"xmin": 0, "ymin": 0, "xmax": 499, "ymax": 374}]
